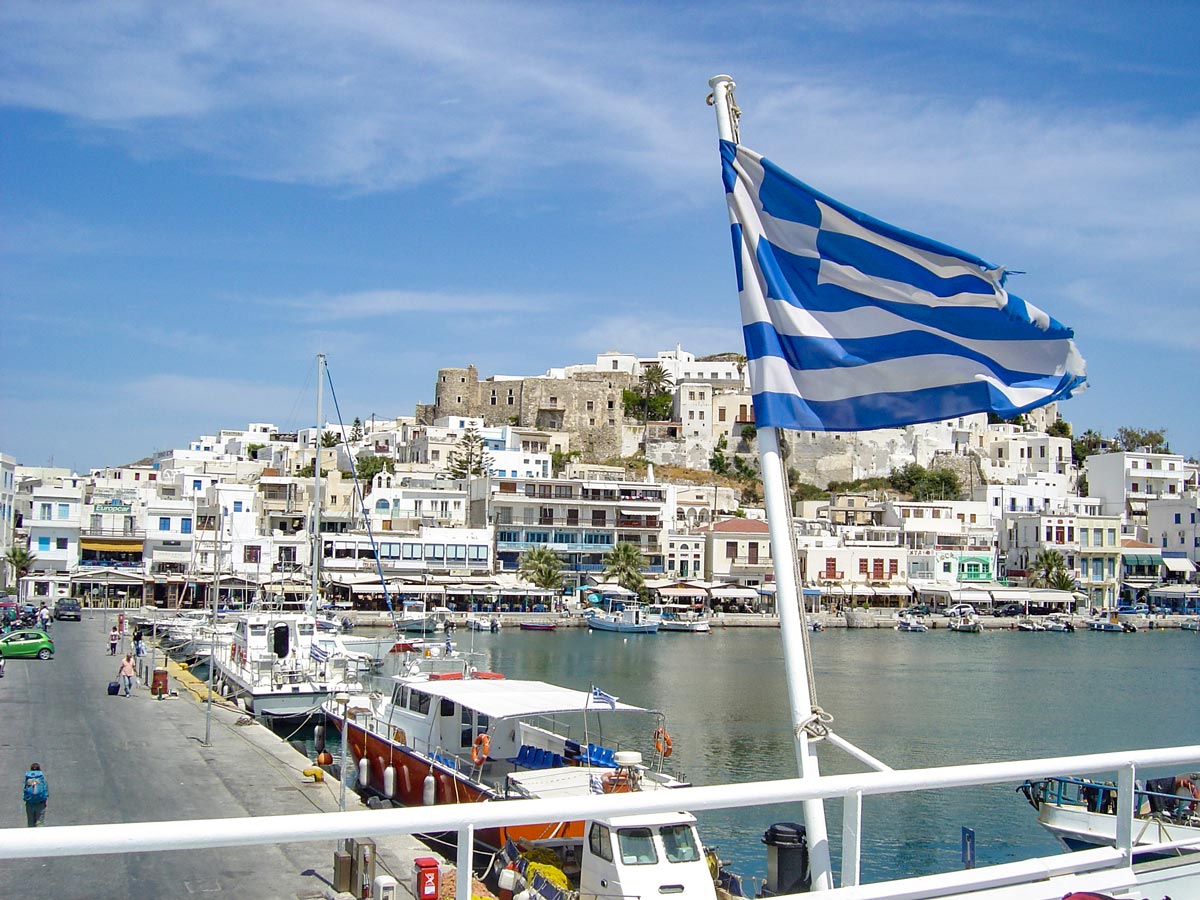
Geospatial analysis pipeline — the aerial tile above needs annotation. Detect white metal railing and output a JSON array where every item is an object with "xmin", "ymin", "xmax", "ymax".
[{"xmin": 2, "ymin": 745, "xmax": 1198, "ymax": 900}]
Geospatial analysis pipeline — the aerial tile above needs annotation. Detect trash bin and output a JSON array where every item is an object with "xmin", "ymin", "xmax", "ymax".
[
  {"xmin": 151, "ymin": 668, "xmax": 169, "ymax": 696},
  {"xmin": 413, "ymin": 857, "xmax": 440, "ymax": 900},
  {"xmin": 761, "ymin": 822, "xmax": 810, "ymax": 895}
]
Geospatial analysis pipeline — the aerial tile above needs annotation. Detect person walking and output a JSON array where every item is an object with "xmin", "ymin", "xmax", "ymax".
[
  {"xmin": 38, "ymin": 603, "xmax": 51, "ymax": 631},
  {"xmin": 117, "ymin": 653, "xmax": 137, "ymax": 697},
  {"xmin": 108, "ymin": 625, "xmax": 119, "ymax": 656},
  {"xmin": 133, "ymin": 627, "xmax": 145, "ymax": 657},
  {"xmin": 23, "ymin": 763, "xmax": 48, "ymax": 827}
]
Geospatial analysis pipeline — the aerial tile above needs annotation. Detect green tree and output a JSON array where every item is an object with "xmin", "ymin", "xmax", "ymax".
[
  {"xmin": 519, "ymin": 546, "xmax": 564, "ymax": 592},
  {"xmin": 889, "ymin": 463, "xmax": 927, "ymax": 494},
  {"xmin": 914, "ymin": 468, "xmax": 961, "ymax": 501},
  {"xmin": 624, "ymin": 363, "xmax": 673, "ymax": 424},
  {"xmin": 4, "ymin": 545, "xmax": 37, "ymax": 593},
  {"xmin": 246, "ymin": 442, "xmax": 265, "ymax": 459},
  {"xmin": 1047, "ymin": 568, "xmax": 1077, "ymax": 592},
  {"xmin": 1046, "ymin": 419, "xmax": 1072, "ymax": 438},
  {"xmin": 350, "ymin": 417, "xmax": 364, "ymax": 441},
  {"xmin": 296, "ymin": 463, "xmax": 315, "ymax": 478},
  {"xmin": 1115, "ymin": 426, "xmax": 1170, "ymax": 454},
  {"xmin": 603, "ymin": 542, "xmax": 645, "ymax": 595},
  {"xmin": 709, "ymin": 435, "xmax": 730, "ymax": 475},
  {"xmin": 320, "ymin": 431, "xmax": 339, "ymax": 448},
  {"xmin": 551, "ymin": 448, "xmax": 581, "ymax": 477},
  {"xmin": 740, "ymin": 424, "xmax": 757, "ymax": 441},
  {"xmin": 1072, "ymin": 428, "xmax": 1106, "ymax": 465},
  {"xmin": 1031, "ymin": 549, "xmax": 1067, "ymax": 587},
  {"xmin": 356, "ymin": 455, "xmax": 394, "ymax": 481},
  {"xmin": 447, "ymin": 428, "xmax": 493, "ymax": 478}
]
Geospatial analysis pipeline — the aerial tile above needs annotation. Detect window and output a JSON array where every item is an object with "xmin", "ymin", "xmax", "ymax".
[
  {"xmin": 1176, "ymin": 513, "xmax": 1183, "ymax": 524},
  {"xmin": 469, "ymin": 545, "xmax": 488, "ymax": 562},
  {"xmin": 38, "ymin": 537, "xmax": 50, "ymax": 551},
  {"xmin": 859, "ymin": 559, "xmax": 869, "ymax": 574},
  {"xmin": 244, "ymin": 546, "xmax": 261, "ymax": 564},
  {"xmin": 824, "ymin": 558, "xmax": 837, "ymax": 578},
  {"xmin": 159, "ymin": 517, "xmax": 171, "ymax": 531},
  {"xmin": 589, "ymin": 823, "xmax": 613, "ymax": 861},
  {"xmin": 56, "ymin": 537, "xmax": 67, "ymax": 550},
  {"xmin": 1080, "ymin": 530, "xmax": 1089, "ymax": 547},
  {"xmin": 424, "ymin": 544, "xmax": 445, "ymax": 561},
  {"xmin": 181, "ymin": 518, "xmax": 192, "ymax": 534},
  {"xmin": 193, "ymin": 480, "xmax": 202, "ymax": 491},
  {"xmin": 39, "ymin": 503, "xmax": 52, "ymax": 520},
  {"xmin": 233, "ymin": 501, "xmax": 243, "ymax": 513},
  {"xmin": 617, "ymin": 828, "xmax": 658, "ymax": 865},
  {"xmin": 57, "ymin": 503, "xmax": 70, "ymax": 519},
  {"xmin": 726, "ymin": 542, "xmax": 738, "ymax": 559}
]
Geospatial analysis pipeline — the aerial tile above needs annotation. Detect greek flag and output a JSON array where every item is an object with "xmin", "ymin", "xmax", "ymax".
[
  {"xmin": 590, "ymin": 686, "xmax": 617, "ymax": 709},
  {"xmin": 310, "ymin": 644, "xmax": 329, "ymax": 664},
  {"xmin": 590, "ymin": 772, "xmax": 605, "ymax": 794},
  {"xmin": 529, "ymin": 873, "xmax": 565, "ymax": 900},
  {"xmin": 721, "ymin": 140, "xmax": 1086, "ymax": 431}
]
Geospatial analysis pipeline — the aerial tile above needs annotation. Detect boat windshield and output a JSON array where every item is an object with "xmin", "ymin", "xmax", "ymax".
[
  {"xmin": 660, "ymin": 824, "xmax": 701, "ymax": 863},
  {"xmin": 617, "ymin": 827, "xmax": 657, "ymax": 865}
]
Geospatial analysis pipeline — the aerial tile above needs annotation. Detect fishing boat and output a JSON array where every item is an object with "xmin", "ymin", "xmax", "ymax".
[
  {"xmin": 1019, "ymin": 774, "xmax": 1200, "ymax": 856},
  {"xmin": 518, "ymin": 621, "xmax": 557, "ymax": 632},
  {"xmin": 1088, "ymin": 611, "xmax": 1136, "ymax": 632},
  {"xmin": 321, "ymin": 649, "xmax": 685, "ymax": 853},
  {"xmin": 392, "ymin": 599, "xmax": 442, "ymax": 634},
  {"xmin": 646, "ymin": 603, "xmax": 712, "ymax": 633},
  {"xmin": 466, "ymin": 614, "xmax": 501, "ymax": 632},
  {"xmin": 583, "ymin": 600, "xmax": 658, "ymax": 634}
]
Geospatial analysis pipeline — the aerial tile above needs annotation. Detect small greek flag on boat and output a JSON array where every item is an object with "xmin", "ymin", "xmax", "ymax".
[
  {"xmin": 590, "ymin": 686, "xmax": 617, "ymax": 709},
  {"xmin": 498, "ymin": 839, "xmax": 521, "ymax": 867},
  {"xmin": 590, "ymin": 772, "xmax": 605, "ymax": 794},
  {"xmin": 721, "ymin": 140, "xmax": 1086, "ymax": 431},
  {"xmin": 310, "ymin": 644, "xmax": 329, "ymax": 664}
]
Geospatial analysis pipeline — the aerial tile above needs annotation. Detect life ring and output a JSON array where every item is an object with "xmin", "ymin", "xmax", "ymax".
[
  {"xmin": 472, "ymin": 733, "xmax": 491, "ymax": 765},
  {"xmin": 654, "ymin": 727, "xmax": 673, "ymax": 758},
  {"xmin": 1178, "ymin": 777, "xmax": 1199, "ymax": 811}
]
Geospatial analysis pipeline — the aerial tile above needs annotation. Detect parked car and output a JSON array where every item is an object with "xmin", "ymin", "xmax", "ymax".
[
  {"xmin": 901, "ymin": 604, "xmax": 931, "ymax": 617},
  {"xmin": 944, "ymin": 603, "xmax": 977, "ymax": 618},
  {"xmin": 995, "ymin": 603, "xmax": 1022, "ymax": 617},
  {"xmin": 1116, "ymin": 604, "xmax": 1150, "ymax": 615},
  {"xmin": 0, "ymin": 629, "xmax": 54, "ymax": 659},
  {"xmin": 54, "ymin": 598, "xmax": 82, "ymax": 621}
]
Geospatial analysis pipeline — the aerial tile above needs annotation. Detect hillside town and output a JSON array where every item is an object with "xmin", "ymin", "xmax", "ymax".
[{"xmin": 2, "ymin": 347, "xmax": 1197, "ymax": 618}]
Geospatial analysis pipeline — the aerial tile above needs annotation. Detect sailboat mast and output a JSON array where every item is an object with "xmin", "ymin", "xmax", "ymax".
[
  {"xmin": 708, "ymin": 74, "xmax": 834, "ymax": 890},
  {"xmin": 312, "ymin": 353, "xmax": 325, "ymax": 617}
]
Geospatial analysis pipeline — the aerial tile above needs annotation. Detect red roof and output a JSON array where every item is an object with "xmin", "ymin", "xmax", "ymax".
[{"xmin": 706, "ymin": 517, "xmax": 770, "ymax": 534}]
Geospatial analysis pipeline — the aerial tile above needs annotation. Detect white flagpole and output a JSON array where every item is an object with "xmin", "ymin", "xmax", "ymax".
[{"xmin": 708, "ymin": 74, "xmax": 834, "ymax": 890}]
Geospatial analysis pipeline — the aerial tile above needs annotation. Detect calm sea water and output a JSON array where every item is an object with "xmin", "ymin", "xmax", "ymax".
[{"xmin": 417, "ymin": 624, "xmax": 1200, "ymax": 884}]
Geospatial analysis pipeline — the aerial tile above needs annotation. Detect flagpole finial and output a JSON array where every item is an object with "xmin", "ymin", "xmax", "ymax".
[{"xmin": 707, "ymin": 75, "xmax": 740, "ymax": 143}]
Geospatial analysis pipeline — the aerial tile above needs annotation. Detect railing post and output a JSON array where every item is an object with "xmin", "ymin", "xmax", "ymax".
[
  {"xmin": 1115, "ymin": 763, "xmax": 1135, "ymax": 857},
  {"xmin": 457, "ymin": 824, "xmax": 474, "ymax": 900},
  {"xmin": 841, "ymin": 789, "xmax": 862, "ymax": 887}
]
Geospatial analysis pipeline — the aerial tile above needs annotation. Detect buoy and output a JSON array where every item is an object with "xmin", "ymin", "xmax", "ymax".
[
  {"xmin": 384, "ymin": 765, "xmax": 396, "ymax": 798},
  {"xmin": 422, "ymin": 772, "xmax": 437, "ymax": 806},
  {"xmin": 401, "ymin": 764, "xmax": 412, "ymax": 797},
  {"xmin": 314, "ymin": 724, "xmax": 325, "ymax": 753},
  {"xmin": 317, "ymin": 751, "xmax": 333, "ymax": 766},
  {"xmin": 302, "ymin": 766, "xmax": 325, "ymax": 783},
  {"xmin": 358, "ymin": 757, "xmax": 371, "ymax": 788}
]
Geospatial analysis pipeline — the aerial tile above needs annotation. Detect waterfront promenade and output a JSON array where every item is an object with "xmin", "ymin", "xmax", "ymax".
[{"xmin": 0, "ymin": 615, "xmax": 432, "ymax": 900}]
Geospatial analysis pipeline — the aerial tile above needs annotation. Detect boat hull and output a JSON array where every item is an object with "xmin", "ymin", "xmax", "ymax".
[{"xmin": 327, "ymin": 710, "xmax": 584, "ymax": 853}]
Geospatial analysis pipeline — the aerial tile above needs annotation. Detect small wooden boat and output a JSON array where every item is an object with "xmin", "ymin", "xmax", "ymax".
[{"xmin": 518, "ymin": 621, "xmax": 557, "ymax": 631}]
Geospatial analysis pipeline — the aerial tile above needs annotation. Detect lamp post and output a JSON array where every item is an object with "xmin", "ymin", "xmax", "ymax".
[{"xmin": 334, "ymin": 691, "xmax": 350, "ymax": 813}]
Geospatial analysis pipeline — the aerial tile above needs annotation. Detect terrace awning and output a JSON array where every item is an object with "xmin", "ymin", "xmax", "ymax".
[{"xmin": 1161, "ymin": 557, "xmax": 1195, "ymax": 574}]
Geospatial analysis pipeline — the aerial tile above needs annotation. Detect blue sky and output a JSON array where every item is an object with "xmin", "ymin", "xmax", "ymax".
[{"xmin": 2, "ymin": 1, "xmax": 1197, "ymax": 471}]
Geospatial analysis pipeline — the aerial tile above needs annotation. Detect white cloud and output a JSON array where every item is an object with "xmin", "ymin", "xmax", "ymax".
[{"xmin": 276, "ymin": 288, "xmax": 556, "ymax": 322}]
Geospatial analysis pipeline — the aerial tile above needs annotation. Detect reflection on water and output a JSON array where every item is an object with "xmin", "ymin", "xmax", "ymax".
[{"xmin": 360, "ymin": 624, "xmax": 1199, "ymax": 883}]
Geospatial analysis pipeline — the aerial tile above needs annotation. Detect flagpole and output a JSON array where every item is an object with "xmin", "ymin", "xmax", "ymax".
[{"xmin": 708, "ymin": 74, "xmax": 834, "ymax": 890}]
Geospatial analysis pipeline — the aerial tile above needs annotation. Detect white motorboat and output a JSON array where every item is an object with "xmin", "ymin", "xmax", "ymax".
[
  {"xmin": 583, "ymin": 600, "xmax": 658, "ymax": 634},
  {"xmin": 646, "ymin": 603, "xmax": 711, "ymax": 633},
  {"xmin": 1015, "ymin": 616, "xmax": 1047, "ymax": 631},
  {"xmin": 894, "ymin": 614, "xmax": 928, "ymax": 633},
  {"xmin": 1044, "ymin": 613, "xmax": 1077, "ymax": 632},
  {"xmin": 948, "ymin": 613, "xmax": 984, "ymax": 633},
  {"xmin": 1181, "ymin": 616, "xmax": 1200, "ymax": 632}
]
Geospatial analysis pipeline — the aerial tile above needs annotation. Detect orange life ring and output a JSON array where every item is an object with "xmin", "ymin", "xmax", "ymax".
[
  {"xmin": 654, "ymin": 727, "xmax": 673, "ymax": 758},
  {"xmin": 471, "ymin": 733, "xmax": 491, "ymax": 765}
]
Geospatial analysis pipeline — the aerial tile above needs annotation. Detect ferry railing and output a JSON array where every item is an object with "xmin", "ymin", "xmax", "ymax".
[{"xmin": 3, "ymin": 744, "xmax": 1199, "ymax": 900}]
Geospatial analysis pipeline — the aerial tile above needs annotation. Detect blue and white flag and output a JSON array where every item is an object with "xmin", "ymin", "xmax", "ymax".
[
  {"xmin": 590, "ymin": 686, "xmax": 618, "ymax": 709},
  {"xmin": 721, "ymin": 140, "xmax": 1086, "ymax": 431},
  {"xmin": 310, "ymin": 644, "xmax": 329, "ymax": 664},
  {"xmin": 590, "ymin": 771, "xmax": 605, "ymax": 794}
]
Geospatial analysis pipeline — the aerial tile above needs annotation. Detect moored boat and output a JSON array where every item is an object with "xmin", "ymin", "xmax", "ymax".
[
  {"xmin": 518, "ymin": 621, "xmax": 557, "ymax": 631},
  {"xmin": 948, "ymin": 613, "xmax": 984, "ymax": 633},
  {"xmin": 646, "ymin": 603, "xmax": 712, "ymax": 633},
  {"xmin": 583, "ymin": 601, "xmax": 658, "ymax": 634},
  {"xmin": 322, "ymin": 651, "xmax": 685, "ymax": 853},
  {"xmin": 894, "ymin": 615, "xmax": 928, "ymax": 633}
]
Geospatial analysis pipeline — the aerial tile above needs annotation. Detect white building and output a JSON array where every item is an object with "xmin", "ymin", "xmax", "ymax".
[
  {"xmin": 1146, "ymin": 496, "xmax": 1200, "ymax": 573},
  {"xmin": 1085, "ymin": 450, "xmax": 1188, "ymax": 523},
  {"xmin": 0, "ymin": 453, "xmax": 15, "ymax": 591}
]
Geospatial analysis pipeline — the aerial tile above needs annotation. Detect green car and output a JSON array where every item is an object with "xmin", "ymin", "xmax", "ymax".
[{"xmin": 0, "ymin": 629, "xmax": 55, "ymax": 660}]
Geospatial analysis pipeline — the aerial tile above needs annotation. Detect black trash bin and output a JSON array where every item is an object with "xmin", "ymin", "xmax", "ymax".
[{"xmin": 760, "ymin": 822, "xmax": 811, "ymax": 896}]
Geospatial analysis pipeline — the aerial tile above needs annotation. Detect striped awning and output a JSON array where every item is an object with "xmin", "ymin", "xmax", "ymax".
[{"xmin": 81, "ymin": 538, "xmax": 143, "ymax": 553}]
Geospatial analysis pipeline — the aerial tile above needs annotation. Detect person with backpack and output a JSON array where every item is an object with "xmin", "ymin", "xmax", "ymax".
[{"xmin": 23, "ymin": 763, "xmax": 48, "ymax": 827}]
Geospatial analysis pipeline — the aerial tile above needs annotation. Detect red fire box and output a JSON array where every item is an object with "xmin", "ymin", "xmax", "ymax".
[{"xmin": 413, "ymin": 857, "xmax": 440, "ymax": 900}]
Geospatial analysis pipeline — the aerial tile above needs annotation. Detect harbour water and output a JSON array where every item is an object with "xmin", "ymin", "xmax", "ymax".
[{"xmin": 335, "ymin": 624, "xmax": 1200, "ymax": 885}]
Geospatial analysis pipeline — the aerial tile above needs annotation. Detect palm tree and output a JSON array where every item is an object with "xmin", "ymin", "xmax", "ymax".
[
  {"xmin": 1047, "ymin": 568, "xmax": 1077, "ymax": 592},
  {"xmin": 603, "ymin": 542, "xmax": 645, "ymax": 596},
  {"xmin": 320, "ymin": 430, "xmax": 339, "ymax": 448},
  {"xmin": 4, "ymin": 546, "xmax": 37, "ymax": 596},
  {"xmin": 637, "ymin": 364, "xmax": 674, "ymax": 423},
  {"xmin": 519, "ymin": 546, "xmax": 564, "ymax": 592},
  {"xmin": 1031, "ymin": 549, "xmax": 1066, "ymax": 587}
]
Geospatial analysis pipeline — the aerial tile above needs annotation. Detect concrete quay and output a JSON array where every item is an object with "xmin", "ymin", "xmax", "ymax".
[{"xmin": 0, "ymin": 614, "xmax": 439, "ymax": 900}]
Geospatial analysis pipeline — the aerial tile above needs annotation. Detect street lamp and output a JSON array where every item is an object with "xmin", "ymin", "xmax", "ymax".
[{"xmin": 334, "ymin": 691, "xmax": 351, "ymax": 813}]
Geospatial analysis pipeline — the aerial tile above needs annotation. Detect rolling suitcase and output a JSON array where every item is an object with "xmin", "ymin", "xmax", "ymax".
[{"xmin": 108, "ymin": 681, "xmax": 120, "ymax": 696}]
